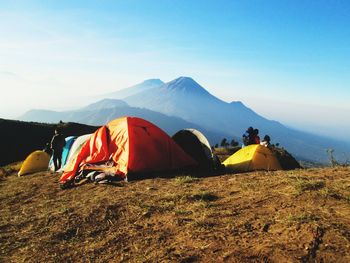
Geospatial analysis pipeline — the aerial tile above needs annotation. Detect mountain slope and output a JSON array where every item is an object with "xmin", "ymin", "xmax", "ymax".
[
  {"xmin": 103, "ymin": 79, "xmax": 164, "ymax": 99},
  {"xmin": 80, "ymin": 99, "xmax": 129, "ymax": 111},
  {"xmin": 19, "ymin": 99, "xmax": 232, "ymax": 146},
  {"xmin": 125, "ymin": 77, "xmax": 229, "ymax": 127},
  {"xmin": 18, "ymin": 76, "xmax": 350, "ymax": 162},
  {"xmin": 0, "ymin": 119, "xmax": 98, "ymax": 166},
  {"xmin": 124, "ymin": 77, "xmax": 269, "ymax": 134},
  {"xmin": 123, "ymin": 77, "xmax": 350, "ymax": 162}
]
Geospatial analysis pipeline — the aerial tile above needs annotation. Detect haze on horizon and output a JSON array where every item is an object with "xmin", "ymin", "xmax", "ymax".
[{"xmin": 0, "ymin": 0, "xmax": 349, "ymax": 142}]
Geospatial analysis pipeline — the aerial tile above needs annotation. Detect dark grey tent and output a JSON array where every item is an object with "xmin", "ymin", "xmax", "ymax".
[{"xmin": 172, "ymin": 129, "xmax": 218, "ymax": 170}]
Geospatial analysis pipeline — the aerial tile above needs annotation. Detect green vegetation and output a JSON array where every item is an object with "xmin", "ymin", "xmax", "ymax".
[
  {"xmin": 187, "ymin": 191, "xmax": 219, "ymax": 202},
  {"xmin": 327, "ymin": 148, "xmax": 350, "ymax": 167},
  {"xmin": 219, "ymin": 138, "xmax": 240, "ymax": 148},
  {"xmin": 287, "ymin": 213, "xmax": 320, "ymax": 224},
  {"xmin": 293, "ymin": 178, "xmax": 325, "ymax": 194},
  {"xmin": 174, "ymin": 175, "xmax": 200, "ymax": 184}
]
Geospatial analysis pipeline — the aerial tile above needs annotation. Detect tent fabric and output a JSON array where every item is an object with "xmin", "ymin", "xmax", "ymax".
[
  {"xmin": 18, "ymin": 150, "xmax": 50, "ymax": 176},
  {"xmin": 59, "ymin": 117, "xmax": 197, "ymax": 184},
  {"xmin": 172, "ymin": 129, "xmax": 215, "ymax": 169},
  {"xmin": 60, "ymin": 134, "xmax": 92, "ymax": 172},
  {"xmin": 223, "ymin": 144, "xmax": 282, "ymax": 172},
  {"xmin": 61, "ymin": 136, "xmax": 77, "ymax": 166},
  {"xmin": 48, "ymin": 136, "xmax": 77, "ymax": 171}
]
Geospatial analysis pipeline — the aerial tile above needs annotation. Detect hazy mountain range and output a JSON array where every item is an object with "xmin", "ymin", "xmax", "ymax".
[
  {"xmin": 19, "ymin": 77, "xmax": 350, "ymax": 163},
  {"xmin": 20, "ymin": 99, "xmax": 233, "ymax": 147}
]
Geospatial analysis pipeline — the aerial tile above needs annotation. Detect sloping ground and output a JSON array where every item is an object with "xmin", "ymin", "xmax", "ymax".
[
  {"xmin": 0, "ymin": 118, "xmax": 99, "ymax": 166},
  {"xmin": 1, "ymin": 165, "xmax": 350, "ymax": 262}
]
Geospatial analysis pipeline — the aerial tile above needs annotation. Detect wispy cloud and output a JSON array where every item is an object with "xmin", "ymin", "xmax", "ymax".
[{"xmin": 0, "ymin": 71, "xmax": 19, "ymax": 77}]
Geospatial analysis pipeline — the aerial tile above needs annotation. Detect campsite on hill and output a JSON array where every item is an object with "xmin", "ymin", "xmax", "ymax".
[
  {"xmin": 1, "ymin": 162, "xmax": 350, "ymax": 262},
  {"xmin": 18, "ymin": 76, "xmax": 350, "ymax": 164},
  {"xmin": 2, "ymin": 1, "xmax": 350, "ymax": 262},
  {"xmin": 2, "ymin": 118, "xmax": 348, "ymax": 262}
]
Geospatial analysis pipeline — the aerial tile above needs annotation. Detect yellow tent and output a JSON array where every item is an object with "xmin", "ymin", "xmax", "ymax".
[
  {"xmin": 223, "ymin": 144, "xmax": 282, "ymax": 172},
  {"xmin": 18, "ymin": 150, "xmax": 50, "ymax": 176}
]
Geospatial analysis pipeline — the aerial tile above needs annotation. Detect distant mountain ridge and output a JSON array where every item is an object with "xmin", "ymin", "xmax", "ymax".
[
  {"xmin": 20, "ymin": 100, "xmax": 233, "ymax": 146},
  {"xmin": 81, "ymin": 99, "xmax": 129, "ymax": 111},
  {"xmin": 124, "ymin": 77, "xmax": 278, "ymax": 135},
  {"xmin": 120, "ymin": 77, "xmax": 350, "ymax": 162},
  {"xmin": 19, "ymin": 76, "xmax": 350, "ymax": 163}
]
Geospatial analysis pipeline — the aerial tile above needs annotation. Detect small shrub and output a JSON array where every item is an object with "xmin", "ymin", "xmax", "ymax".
[
  {"xmin": 287, "ymin": 213, "xmax": 320, "ymax": 224},
  {"xmin": 326, "ymin": 148, "xmax": 350, "ymax": 167},
  {"xmin": 319, "ymin": 187, "xmax": 343, "ymax": 200},
  {"xmin": 345, "ymin": 195, "xmax": 350, "ymax": 204},
  {"xmin": 230, "ymin": 139, "xmax": 239, "ymax": 147},
  {"xmin": 174, "ymin": 209, "xmax": 192, "ymax": 216},
  {"xmin": 327, "ymin": 149, "xmax": 339, "ymax": 167},
  {"xmin": 188, "ymin": 191, "xmax": 219, "ymax": 202},
  {"xmin": 193, "ymin": 218, "xmax": 216, "ymax": 229},
  {"xmin": 293, "ymin": 178, "xmax": 325, "ymax": 194},
  {"xmin": 220, "ymin": 138, "xmax": 227, "ymax": 147},
  {"xmin": 174, "ymin": 176, "xmax": 199, "ymax": 184}
]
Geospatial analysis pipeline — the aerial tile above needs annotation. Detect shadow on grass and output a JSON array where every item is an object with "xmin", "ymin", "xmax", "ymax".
[{"xmin": 127, "ymin": 166, "xmax": 227, "ymax": 182}]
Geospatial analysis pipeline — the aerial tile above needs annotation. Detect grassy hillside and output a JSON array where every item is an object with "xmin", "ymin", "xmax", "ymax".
[
  {"xmin": 1, "ymin": 164, "xmax": 349, "ymax": 262},
  {"xmin": 0, "ymin": 118, "xmax": 99, "ymax": 166}
]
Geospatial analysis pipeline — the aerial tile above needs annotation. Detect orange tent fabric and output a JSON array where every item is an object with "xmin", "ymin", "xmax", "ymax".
[{"xmin": 59, "ymin": 117, "xmax": 197, "ymax": 184}]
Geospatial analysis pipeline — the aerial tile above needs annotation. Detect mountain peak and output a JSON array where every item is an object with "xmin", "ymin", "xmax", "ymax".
[
  {"xmin": 230, "ymin": 101, "xmax": 244, "ymax": 106},
  {"xmin": 164, "ymin": 76, "xmax": 210, "ymax": 95},
  {"xmin": 171, "ymin": 76, "xmax": 196, "ymax": 85},
  {"xmin": 141, "ymin": 79, "xmax": 164, "ymax": 85}
]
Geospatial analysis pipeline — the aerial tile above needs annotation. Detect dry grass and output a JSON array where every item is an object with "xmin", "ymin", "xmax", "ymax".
[
  {"xmin": 1, "ymin": 164, "xmax": 350, "ymax": 262},
  {"xmin": 174, "ymin": 175, "xmax": 200, "ymax": 185},
  {"xmin": 0, "ymin": 162, "xmax": 22, "ymax": 179}
]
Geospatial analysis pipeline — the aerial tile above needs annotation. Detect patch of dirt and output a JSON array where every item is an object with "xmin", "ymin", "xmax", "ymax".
[{"xmin": 1, "ymin": 165, "xmax": 350, "ymax": 262}]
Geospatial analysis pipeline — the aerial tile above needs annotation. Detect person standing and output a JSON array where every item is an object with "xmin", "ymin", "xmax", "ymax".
[
  {"xmin": 242, "ymin": 126, "xmax": 254, "ymax": 147},
  {"xmin": 261, "ymin": 135, "xmax": 271, "ymax": 148},
  {"xmin": 50, "ymin": 128, "xmax": 66, "ymax": 171},
  {"xmin": 253, "ymin": 129, "xmax": 260, "ymax": 144}
]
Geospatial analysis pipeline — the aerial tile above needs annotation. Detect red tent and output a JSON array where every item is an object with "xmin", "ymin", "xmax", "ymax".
[{"xmin": 59, "ymin": 117, "xmax": 197, "ymax": 184}]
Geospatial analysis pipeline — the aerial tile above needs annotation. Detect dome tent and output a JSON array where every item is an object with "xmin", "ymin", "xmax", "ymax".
[
  {"xmin": 59, "ymin": 117, "xmax": 197, "ymax": 186},
  {"xmin": 59, "ymin": 134, "xmax": 92, "ymax": 172},
  {"xmin": 172, "ymin": 129, "xmax": 216, "ymax": 170},
  {"xmin": 18, "ymin": 150, "xmax": 50, "ymax": 176},
  {"xmin": 223, "ymin": 144, "xmax": 282, "ymax": 172}
]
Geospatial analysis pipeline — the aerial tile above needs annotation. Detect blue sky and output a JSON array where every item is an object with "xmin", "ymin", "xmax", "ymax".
[{"xmin": 0, "ymin": 0, "xmax": 349, "ymax": 140}]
